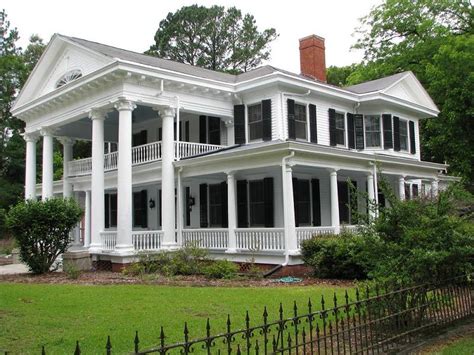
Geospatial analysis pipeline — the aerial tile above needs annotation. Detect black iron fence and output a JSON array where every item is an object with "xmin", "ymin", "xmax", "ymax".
[{"xmin": 11, "ymin": 274, "xmax": 474, "ymax": 354}]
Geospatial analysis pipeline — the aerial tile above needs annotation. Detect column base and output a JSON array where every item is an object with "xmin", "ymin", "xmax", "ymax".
[
  {"xmin": 286, "ymin": 249, "xmax": 301, "ymax": 256},
  {"xmin": 225, "ymin": 248, "xmax": 238, "ymax": 254},
  {"xmin": 161, "ymin": 242, "xmax": 179, "ymax": 250},
  {"xmin": 114, "ymin": 244, "xmax": 135, "ymax": 255},
  {"xmin": 88, "ymin": 243, "xmax": 103, "ymax": 254}
]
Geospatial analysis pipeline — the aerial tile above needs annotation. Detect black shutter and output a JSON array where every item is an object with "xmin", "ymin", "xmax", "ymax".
[
  {"xmin": 311, "ymin": 179, "xmax": 321, "ymax": 226},
  {"xmin": 350, "ymin": 181, "xmax": 358, "ymax": 224},
  {"xmin": 158, "ymin": 128, "xmax": 162, "ymax": 141},
  {"xmin": 237, "ymin": 180, "xmax": 248, "ymax": 227},
  {"xmin": 199, "ymin": 115, "xmax": 207, "ymax": 143},
  {"xmin": 141, "ymin": 190, "xmax": 148, "ymax": 228},
  {"xmin": 199, "ymin": 184, "xmax": 208, "ymax": 227},
  {"xmin": 185, "ymin": 121, "xmax": 190, "ymax": 142},
  {"xmin": 409, "ymin": 120, "xmax": 416, "ymax": 154},
  {"xmin": 263, "ymin": 178, "xmax": 274, "ymax": 227},
  {"xmin": 354, "ymin": 114, "xmax": 364, "ymax": 149},
  {"xmin": 158, "ymin": 189, "xmax": 162, "ymax": 226},
  {"xmin": 110, "ymin": 194, "xmax": 117, "ymax": 227},
  {"xmin": 338, "ymin": 181, "xmax": 350, "ymax": 224},
  {"xmin": 221, "ymin": 181, "xmax": 228, "ymax": 228},
  {"xmin": 292, "ymin": 177, "xmax": 299, "ymax": 227},
  {"xmin": 347, "ymin": 113, "xmax": 355, "ymax": 149},
  {"xmin": 382, "ymin": 114, "xmax": 393, "ymax": 149},
  {"xmin": 185, "ymin": 187, "xmax": 191, "ymax": 226},
  {"xmin": 288, "ymin": 99, "xmax": 296, "ymax": 140},
  {"xmin": 309, "ymin": 104, "xmax": 318, "ymax": 143},
  {"xmin": 329, "ymin": 108, "xmax": 337, "ymax": 146},
  {"xmin": 234, "ymin": 105, "xmax": 245, "ymax": 144},
  {"xmin": 262, "ymin": 99, "xmax": 272, "ymax": 141},
  {"xmin": 393, "ymin": 116, "xmax": 401, "ymax": 151},
  {"xmin": 104, "ymin": 193, "xmax": 110, "ymax": 228}
]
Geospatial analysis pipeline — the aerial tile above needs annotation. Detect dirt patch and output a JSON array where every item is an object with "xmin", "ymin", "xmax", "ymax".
[{"xmin": 0, "ymin": 271, "xmax": 354, "ymax": 288}]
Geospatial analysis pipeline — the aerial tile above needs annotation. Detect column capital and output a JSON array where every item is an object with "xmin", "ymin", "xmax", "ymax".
[
  {"xmin": 57, "ymin": 136, "xmax": 75, "ymax": 146},
  {"xmin": 226, "ymin": 171, "xmax": 235, "ymax": 178},
  {"xmin": 40, "ymin": 127, "xmax": 57, "ymax": 137},
  {"xmin": 329, "ymin": 168, "xmax": 339, "ymax": 176},
  {"xmin": 155, "ymin": 106, "xmax": 176, "ymax": 118},
  {"xmin": 114, "ymin": 98, "xmax": 137, "ymax": 112},
  {"xmin": 88, "ymin": 108, "xmax": 108, "ymax": 121},
  {"xmin": 224, "ymin": 120, "xmax": 234, "ymax": 128},
  {"xmin": 23, "ymin": 132, "xmax": 39, "ymax": 143}
]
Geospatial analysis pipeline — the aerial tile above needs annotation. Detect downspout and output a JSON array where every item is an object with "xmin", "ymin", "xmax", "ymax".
[
  {"xmin": 281, "ymin": 150, "xmax": 295, "ymax": 266},
  {"xmin": 280, "ymin": 90, "xmax": 311, "ymax": 140}
]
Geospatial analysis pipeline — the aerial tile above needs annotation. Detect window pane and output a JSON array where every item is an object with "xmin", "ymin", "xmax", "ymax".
[
  {"xmin": 297, "ymin": 180, "xmax": 310, "ymax": 225},
  {"xmin": 249, "ymin": 181, "xmax": 265, "ymax": 226},
  {"xmin": 248, "ymin": 104, "xmax": 262, "ymax": 123},
  {"xmin": 365, "ymin": 115, "xmax": 381, "ymax": 148},
  {"xmin": 209, "ymin": 184, "xmax": 223, "ymax": 227},
  {"xmin": 249, "ymin": 121, "xmax": 262, "ymax": 140},
  {"xmin": 294, "ymin": 104, "xmax": 306, "ymax": 122},
  {"xmin": 400, "ymin": 120, "xmax": 408, "ymax": 150},
  {"xmin": 335, "ymin": 113, "xmax": 345, "ymax": 129},
  {"xmin": 248, "ymin": 104, "xmax": 263, "ymax": 141},
  {"xmin": 335, "ymin": 112, "xmax": 345, "ymax": 145},
  {"xmin": 295, "ymin": 122, "xmax": 307, "ymax": 140}
]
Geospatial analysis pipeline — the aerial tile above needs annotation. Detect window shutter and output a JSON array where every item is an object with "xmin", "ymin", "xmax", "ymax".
[
  {"xmin": 185, "ymin": 121, "xmax": 190, "ymax": 142},
  {"xmin": 354, "ymin": 114, "xmax": 364, "ymax": 149},
  {"xmin": 328, "ymin": 108, "xmax": 337, "ymax": 146},
  {"xmin": 262, "ymin": 99, "xmax": 272, "ymax": 141},
  {"xmin": 158, "ymin": 128, "xmax": 162, "ymax": 141},
  {"xmin": 234, "ymin": 105, "xmax": 246, "ymax": 144},
  {"xmin": 199, "ymin": 115, "xmax": 207, "ymax": 143},
  {"xmin": 311, "ymin": 179, "xmax": 321, "ymax": 226},
  {"xmin": 199, "ymin": 184, "xmax": 208, "ymax": 227},
  {"xmin": 409, "ymin": 120, "xmax": 416, "ymax": 154},
  {"xmin": 347, "ymin": 113, "xmax": 355, "ymax": 149},
  {"xmin": 158, "ymin": 189, "xmax": 162, "ymax": 226},
  {"xmin": 110, "ymin": 194, "xmax": 117, "ymax": 227},
  {"xmin": 263, "ymin": 177, "xmax": 274, "ymax": 227},
  {"xmin": 393, "ymin": 116, "xmax": 401, "ymax": 151},
  {"xmin": 141, "ymin": 190, "xmax": 148, "ymax": 228},
  {"xmin": 309, "ymin": 104, "xmax": 318, "ymax": 143},
  {"xmin": 349, "ymin": 181, "xmax": 358, "ymax": 225},
  {"xmin": 237, "ymin": 180, "xmax": 248, "ymax": 228},
  {"xmin": 382, "ymin": 114, "xmax": 393, "ymax": 149},
  {"xmin": 221, "ymin": 181, "xmax": 228, "ymax": 228},
  {"xmin": 185, "ymin": 187, "xmax": 191, "ymax": 226},
  {"xmin": 104, "ymin": 193, "xmax": 110, "ymax": 228},
  {"xmin": 292, "ymin": 177, "xmax": 299, "ymax": 227},
  {"xmin": 287, "ymin": 99, "xmax": 296, "ymax": 140}
]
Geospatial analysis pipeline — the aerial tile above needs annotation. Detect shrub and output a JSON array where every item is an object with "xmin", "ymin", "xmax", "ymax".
[
  {"xmin": 63, "ymin": 261, "xmax": 81, "ymax": 280},
  {"xmin": 6, "ymin": 198, "xmax": 83, "ymax": 274},
  {"xmin": 203, "ymin": 259, "xmax": 238, "ymax": 279}
]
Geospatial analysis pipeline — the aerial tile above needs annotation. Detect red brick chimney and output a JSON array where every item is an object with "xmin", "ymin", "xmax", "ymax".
[{"xmin": 299, "ymin": 35, "xmax": 326, "ymax": 82}]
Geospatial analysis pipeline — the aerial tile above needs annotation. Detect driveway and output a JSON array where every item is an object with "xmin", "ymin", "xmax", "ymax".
[{"xmin": 0, "ymin": 263, "xmax": 29, "ymax": 275}]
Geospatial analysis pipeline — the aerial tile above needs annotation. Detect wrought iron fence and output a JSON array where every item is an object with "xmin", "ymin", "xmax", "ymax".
[{"xmin": 12, "ymin": 274, "xmax": 473, "ymax": 355}]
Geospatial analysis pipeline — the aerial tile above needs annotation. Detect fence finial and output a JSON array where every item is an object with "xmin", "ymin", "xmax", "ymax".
[
  {"xmin": 134, "ymin": 330, "xmax": 139, "ymax": 353},
  {"xmin": 105, "ymin": 335, "xmax": 112, "ymax": 355},
  {"xmin": 74, "ymin": 340, "xmax": 80, "ymax": 355}
]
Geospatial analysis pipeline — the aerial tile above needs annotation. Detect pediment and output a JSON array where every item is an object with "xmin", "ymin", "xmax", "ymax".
[{"xmin": 13, "ymin": 34, "xmax": 114, "ymax": 110}]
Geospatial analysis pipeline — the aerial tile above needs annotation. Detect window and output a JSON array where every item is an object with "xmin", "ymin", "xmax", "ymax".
[
  {"xmin": 56, "ymin": 69, "xmax": 82, "ymax": 88},
  {"xmin": 400, "ymin": 119, "xmax": 408, "ymax": 150},
  {"xmin": 248, "ymin": 104, "xmax": 262, "ymax": 141},
  {"xmin": 209, "ymin": 184, "xmax": 223, "ymax": 227},
  {"xmin": 335, "ymin": 112, "xmax": 345, "ymax": 145},
  {"xmin": 365, "ymin": 115, "xmax": 381, "ymax": 147},
  {"xmin": 296, "ymin": 180, "xmax": 311, "ymax": 225},
  {"xmin": 105, "ymin": 193, "xmax": 117, "ymax": 228},
  {"xmin": 133, "ymin": 190, "xmax": 148, "ymax": 228},
  {"xmin": 249, "ymin": 180, "xmax": 265, "ymax": 226},
  {"xmin": 294, "ymin": 103, "xmax": 307, "ymax": 140}
]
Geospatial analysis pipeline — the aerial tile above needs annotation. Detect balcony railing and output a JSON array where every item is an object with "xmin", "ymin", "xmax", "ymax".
[
  {"xmin": 68, "ymin": 141, "xmax": 225, "ymax": 177},
  {"xmin": 182, "ymin": 228, "xmax": 228, "ymax": 249},
  {"xmin": 235, "ymin": 228, "xmax": 285, "ymax": 251}
]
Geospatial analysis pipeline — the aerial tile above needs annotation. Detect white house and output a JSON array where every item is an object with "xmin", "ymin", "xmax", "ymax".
[{"xmin": 11, "ymin": 33, "xmax": 452, "ymax": 270}]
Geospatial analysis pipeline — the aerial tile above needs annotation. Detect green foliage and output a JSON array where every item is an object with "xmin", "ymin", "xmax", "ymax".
[
  {"xmin": 203, "ymin": 259, "xmax": 238, "ymax": 279},
  {"xmin": 147, "ymin": 5, "xmax": 278, "ymax": 73},
  {"xmin": 63, "ymin": 261, "xmax": 81, "ymax": 280},
  {"xmin": 326, "ymin": 64, "xmax": 361, "ymax": 86},
  {"xmin": 6, "ymin": 198, "xmax": 83, "ymax": 274}
]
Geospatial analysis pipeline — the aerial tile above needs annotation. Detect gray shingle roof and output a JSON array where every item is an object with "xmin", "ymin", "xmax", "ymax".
[{"xmin": 345, "ymin": 72, "xmax": 410, "ymax": 94}]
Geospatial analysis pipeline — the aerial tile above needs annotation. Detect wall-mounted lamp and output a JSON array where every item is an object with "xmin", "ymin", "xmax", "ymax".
[
  {"xmin": 149, "ymin": 198, "xmax": 156, "ymax": 209},
  {"xmin": 187, "ymin": 196, "xmax": 195, "ymax": 207}
]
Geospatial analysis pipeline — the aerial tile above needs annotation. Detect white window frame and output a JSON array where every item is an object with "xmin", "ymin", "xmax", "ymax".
[
  {"xmin": 335, "ymin": 111, "xmax": 346, "ymax": 147},
  {"xmin": 293, "ymin": 101, "xmax": 308, "ymax": 141},
  {"xmin": 399, "ymin": 118, "xmax": 409, "ymax": 152},
  {"xmin": 364, "ymin": 114, "xmax": 382, "ymax": 149},
  {"xmin": 246, "ymin": 102, "xmax": 263, "ymax": 143}
]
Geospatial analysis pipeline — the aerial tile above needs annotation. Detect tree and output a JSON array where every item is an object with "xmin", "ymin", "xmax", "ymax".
[{"xmin": 146, "ymin": 5, "xmax": 278, "ymax": 73}]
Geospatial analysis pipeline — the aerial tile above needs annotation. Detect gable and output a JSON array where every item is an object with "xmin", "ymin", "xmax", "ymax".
[{"xmin": 13, "ymin": 35, "xmax": 114, "ymax": 110}]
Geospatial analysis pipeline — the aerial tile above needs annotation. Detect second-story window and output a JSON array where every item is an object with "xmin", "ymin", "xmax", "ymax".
[
  {"xmin": 335, "ymin": 112, "xmax": 345, "ymax": 145},
  {"xmin": 400, "ymin": 119, "xmax": 408, "ymax": 150},
  {"xmin": 295, "ymin": 103, "xmax": 307, "ymax": 140},
  {"xmin": 365, "ymin": 115, "xmax": 381, "ymax": 148},
  {"xmin": 248, "ymin": 103, "xmax": 263, "ymax": 141}
]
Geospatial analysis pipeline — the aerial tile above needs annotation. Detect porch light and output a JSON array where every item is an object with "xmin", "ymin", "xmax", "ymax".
[
  {"xmin": 188, "ymin": 196, "xmax": 195, "ymax": 207},
  {"xmin": 149, "ymin": 198, "xmax": 156, "ymax": 209}
]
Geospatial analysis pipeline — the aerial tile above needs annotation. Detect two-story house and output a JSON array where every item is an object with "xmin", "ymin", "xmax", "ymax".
[{"xmin": 11, "ymin": 33, "xmax": 452, "ymax": 271}]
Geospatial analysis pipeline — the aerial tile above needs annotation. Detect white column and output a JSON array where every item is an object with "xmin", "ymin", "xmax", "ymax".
[
  {"xmin": 367, "ymin": 172, "xmax": 376, "ymax": 220},
  {"xmin": 283, "ymin": 165, "xmax": 298, "ymax": 252},
  {"xmin": 330, "ymin": 169, "xmax": 340, "ymax": 233},
  {"xmin": 58, "ymin": 137, "xmax": 74, "ymax": 198},
  {"xmin": 84, "ymin": 190, "xmax": 91, "ymax": 247},
  {"xmin": 159, "ymin": 106, "xmax": 177, "ymax": 248},
  {"xmin": 226, "ymin": 172, "xmax": 237, "ymax": 253},
  {"xmin": 24, "ymin": 133, "xmax": 38, "ymax": 200},
  {"xmin": 89, "ymin": 109, "xmax": 106, "ymax": 251},
  {"xmin": 431, "ymin": 178, "xmax": 439, "ymax": 198},
  {"xmin": 398, "ymin": 176, "xmax": 406, "ymax": 201},
  {"xmin": 115, "ymin": 99, "xmax": 137, "ymax": 253},
  {"xmin": 40, "ymin": 128, "xmax": 55, "ymax": 200},
  {"xmin": 176, "ymin": 168, "xmax": 183, "ymax": 246},
  {"xmin": 225, "ymin": 121, "xmax": 235, "ymax": 146}
]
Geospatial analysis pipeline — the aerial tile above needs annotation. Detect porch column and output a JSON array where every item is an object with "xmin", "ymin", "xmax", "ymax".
[
  {"xmin": 89, "ymin": 109, "xmax": 106, "ymax": 251},
  {"xmin": 431, "ymin": 178, "xmax": 439, "ymax": 198},
  {"xmin": 398, "ymin": 176, "xmax": 406, "ymax": 201},
  {"xmin": 40, "ymin": 127, "xmax": 55, "ymax": 200},
  {"xmin": 159, "ymin": 106, "xmax": 177, "ymax": 248},
  {"xmin": 367, "ymin": 172, "xmax": 376, "ymax": 220},
  {"xmin": 283, "ymin": 164, "xmax": 298, "ymax": 252},
  {"xmin": 329, "ymin": 169, "xmax": 340, "ymax": 233},
  {"xmin": 84, "ymin": 190, "xmax": 91, "ymax": 247},
  {"xmin": 58, "ymin": 137, "xmax": 74, "ymax": 198},
  {"xmin": 226, "ymin": 172, "xmax": 237, "ymax": 253},
  {"xmin": 24, "ymin": 133, "xmax": 38, "ymax": 200},
  {"xmin": 115, "ymin": 99, "xmax": 137, "ymax": 253},
  {"xmin": 176, "ymin": 168, "xmax": 183, "ymax": 246}
]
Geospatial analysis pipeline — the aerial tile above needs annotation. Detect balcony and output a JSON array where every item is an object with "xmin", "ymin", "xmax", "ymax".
[{"xmin": 68, "ymin": 141, "xmax": 225, "ymax": 177}]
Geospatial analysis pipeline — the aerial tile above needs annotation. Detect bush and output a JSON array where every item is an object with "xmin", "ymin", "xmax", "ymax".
[
  {"xmin": 203, "ymin": 259, "xmax": 238, "ymax": 279},
  {"xmin": 6, "ymin": 198, "xmax": 83, "ymax": 274},
  {"xmin": 63, "ymin": 261, "xmax": 81, "ymax": 280}
]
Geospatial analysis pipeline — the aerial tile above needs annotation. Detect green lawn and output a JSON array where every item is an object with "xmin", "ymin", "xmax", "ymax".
[
  {"xmin": 439, "ymin": 335, "xmax": 474, "ymax": 355},
  {"xmin": 0, "ymin": 282, "xmax": 350, "ymax": 354}
]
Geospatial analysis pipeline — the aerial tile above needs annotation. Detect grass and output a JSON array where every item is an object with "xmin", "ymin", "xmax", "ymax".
[
  {"xmin": 0, "ymin": 282, "xmax": 351, "ymax": 354},
  {"xmin": 439, "ymin": 335, "xmax": 474, "ymax": 354}
]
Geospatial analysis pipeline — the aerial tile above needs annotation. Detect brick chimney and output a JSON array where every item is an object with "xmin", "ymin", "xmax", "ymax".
[{"xmin": 299, "ymin": 35, "xmax": 326, "ymax": 82}]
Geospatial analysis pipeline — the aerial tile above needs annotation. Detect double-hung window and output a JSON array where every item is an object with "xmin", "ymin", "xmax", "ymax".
[
  {"xmin": 249, "ymin": 180, "xmax": 265, "ymax": 226},
  {"xmin": 248, "ymin": 104, "xmax": 263, "ymax": 141},
  {"xmin": 399, "ymin": 119, "xmax": 408, "ymax": 151},
  {"xmin": 294, "ymin": 103, "xmax": 307, "ymax": 140},
  {"xmin": 365, "ymin": 115, "xmax": 381, "ymax": 148},
  {"xmin": 335, "ymin": 112, "xmax": 345, "ymax": 145},
  {"xmin": 209, "ymin": 184, "xmax": 223, "ymax": 227}
]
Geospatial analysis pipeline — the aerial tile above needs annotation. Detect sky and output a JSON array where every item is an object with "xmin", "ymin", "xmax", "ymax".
[{"xmin": 3, "ymin": 0, "xmax": 381, "ymax": 73}]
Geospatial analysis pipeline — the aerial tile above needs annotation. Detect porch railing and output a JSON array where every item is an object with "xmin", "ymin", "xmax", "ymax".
[
  {"xmin": 296, "ymin": 226, "xmax": 336, "ymax": 248},
  {"xmin": 235, "ymin": 228, "xmax": 285, "ymax": 251},
  {"xmin": 175, "ymin": 141, "xmax": 224, "ymax": 159},
  {"xmin": 100, "ymin": 231, "xmax": 117, "ymax": 251},
  {"xmin": 132, "ymin": 230, "xmax": 162, "ymax": 251},
  {"xmin": 182, "ymin": 228, "xmax": 228, "ymax": 249}
]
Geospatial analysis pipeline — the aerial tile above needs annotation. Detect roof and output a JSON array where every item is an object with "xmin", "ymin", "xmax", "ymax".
[{"xmin": 345, "ymin": 72, "xmax": 409, "ymax": 94}]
